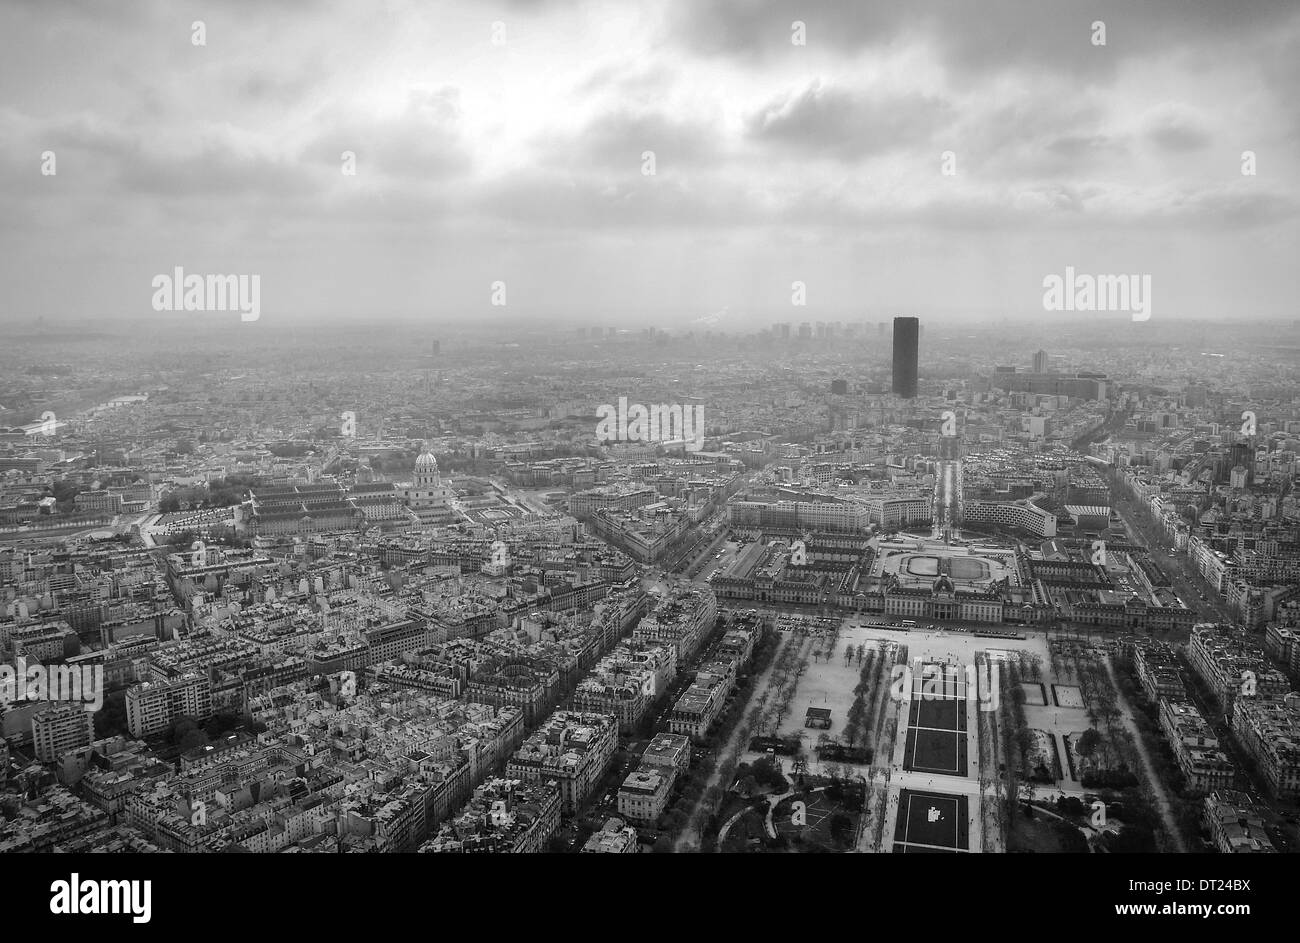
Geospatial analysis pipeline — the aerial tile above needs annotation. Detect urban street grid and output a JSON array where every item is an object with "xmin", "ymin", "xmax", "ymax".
[{"xmin": 0, "ymin": 1, "xmax": 1295, "ymax": 917}]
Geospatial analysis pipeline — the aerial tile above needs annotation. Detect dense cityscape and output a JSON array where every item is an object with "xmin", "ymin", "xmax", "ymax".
[
  {"xmin": 2, "ymin": 0, "xmax": 1296, "ymax": 926},
  {"xmin": 1, "ymin": 315, "xmax": 1298, "ymax": 858}
]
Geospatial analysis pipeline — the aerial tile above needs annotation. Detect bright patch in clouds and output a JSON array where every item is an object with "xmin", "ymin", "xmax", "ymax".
[{"xmin": 0, "ymin": 0, "xmax": 1297, "ymax": 322}]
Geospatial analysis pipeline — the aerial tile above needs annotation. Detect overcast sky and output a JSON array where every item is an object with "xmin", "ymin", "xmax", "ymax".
[{"xmin": 2, "ymin": 0, "xmax": 1298, "ymax": 325}]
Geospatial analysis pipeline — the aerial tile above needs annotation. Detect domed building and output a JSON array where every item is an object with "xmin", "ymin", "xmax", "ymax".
[
  {"xmin": 399, "ymin": 447, "xmax": 457, "ymax": 525},
  {"xmin": 414, "ymin": 449, "xmax": 438, "ymax": 476}
]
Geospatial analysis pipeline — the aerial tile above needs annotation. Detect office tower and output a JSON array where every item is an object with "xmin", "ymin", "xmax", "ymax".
[
  {"xmin": 1229, "ymin": 442, "xmax": 1253, "ymax": 480},
  {"xmin": 1033, "ymin": 349, "xmax": 1048, "ymax": 373},
  {"xmin": 892, "ymin": 317, "xmax": 919, "ymax": 398}
]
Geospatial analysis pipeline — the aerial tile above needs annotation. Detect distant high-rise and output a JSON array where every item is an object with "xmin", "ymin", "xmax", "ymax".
[
  {"xmin": 1033, "ymin": 349, "xmax": 1048, "ymax": 374},
  {"xmin": 892, "ymin": 317, "xmax": 919, "ymax": 398}
]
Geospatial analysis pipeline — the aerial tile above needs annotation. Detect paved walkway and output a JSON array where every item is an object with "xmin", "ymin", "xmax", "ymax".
[
  {"xmin": 1022, "ymin": 681, "xmax": 1086, "ymax": 787},
  {"xmin": 716, "ymin": 806, "xmax": 752, "ymax": 845}
]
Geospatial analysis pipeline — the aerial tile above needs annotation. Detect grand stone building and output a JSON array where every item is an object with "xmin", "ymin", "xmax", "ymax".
[{"xmin": 400, "ymin": 448, "xmax": 457, "ymax": 526}]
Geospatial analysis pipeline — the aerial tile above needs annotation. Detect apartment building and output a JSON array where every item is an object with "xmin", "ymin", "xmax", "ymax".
[
  {"xmin": 125, "ymin": 673, "xmax": 213, "ymax": 738},
  {"xmin": 419, "ymin": 778, "xmax": 561, "ymax": 854},
  {"xmin": 1132, "ymin": 639, "xmax": 1185, "ymax": 702},
  {"xmin": 1203, "ymin": 790, "xmax": 1277, "ymax": 853},
  {"xmin": 31, "ymin": 703, "xmax": 96, "ymax": 763},
  {"xmin": 1186, "ymin": 624, "xmax": 1289, "ymax": 707},
  {"xmin": 617, "ymin": 763, "xmax": 677, "ymax": 824},
  {"xmin": 640, "ymin": 732, "xmax": 691, "ymax": 773},
  {"xmin": 506, "ymin": 711, "xmax": 617, "ymax": 815},
  {"xmin": 668, "ymin": 659, "xmax": 736, "ymax": 741},
  {"xmin": 1231, "ymin": 696, "xmax": 1300, "ymax": 800},
  {"xmin": 581, "ymin": 816, "xmax": 640, "ymax": 853},
  {"xmin": 1157, "ymin": 698, "xmax": 1235, "ymax": 794},
  {"xmin": 631, "ymin": 585, "xmax": 718, "ymax": 662}
]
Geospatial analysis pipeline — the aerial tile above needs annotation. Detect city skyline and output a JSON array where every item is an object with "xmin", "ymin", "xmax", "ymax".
[{"xmin": 0, "ymin": 1, "xmax": 1297, "ymax": 916}]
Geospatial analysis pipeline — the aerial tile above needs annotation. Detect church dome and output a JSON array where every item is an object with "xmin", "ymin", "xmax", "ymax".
[{"xmin": 415, "ymin": 450, "xmax": 438, "ymax": 469}]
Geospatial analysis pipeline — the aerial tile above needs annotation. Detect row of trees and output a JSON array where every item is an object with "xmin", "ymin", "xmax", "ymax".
[
  {"xmin": 691, "ymin": 629, "xmax": 803, "ymax": 848},
  {"xmin": 735, "ymin": 756, "xmax": 789, "ymax": 798},
  {"xmin": 1111, "ymin": 652, "xmax": 1207, "ymax": 847},
  {"xmin": 1072, "ymin": 649, "xmax": 1134, "ymax": 773},
  {"xmin": 657, "ymin": 627, "xmax": 783, "ymax": 852},
  {"xmin": 839, "ymin": 644, "xmax": 882, "ymax": 750},
  {"xmin": 163, "ymin": 713, "xmax": 268, "ymax": 753},
  {"xmin": 1015, "ymin": 649, "xmax": 1045, "ymax": 684},
  {"xmin": 159, "ymin": 475, "xmax": 257, "ymax": 513},
  {"xmin": 1001, "ymin": 659, "xmax": 1028, "ymax": 823},
  {"xmin": 757, "ymin": 635, "xmax": 811, "ymax": 738},
  {"xmin": 162, "ymin": 527, "xmax": 249, "ymax": 549},
  {"xmin": 976, "ymin": 651, "xmax": 1008, "ymax": 849}
]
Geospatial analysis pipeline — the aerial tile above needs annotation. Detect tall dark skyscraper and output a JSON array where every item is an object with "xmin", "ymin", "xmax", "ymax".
[{"xmin": 892, "ymin": 316, "xmax": 919, "ymax": 398}]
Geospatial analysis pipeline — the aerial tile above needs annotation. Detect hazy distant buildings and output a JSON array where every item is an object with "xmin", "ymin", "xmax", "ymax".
[
  {"xmin": 991, "ymin": 369, "xmax": 1108, "ymax": 402},
  {"xmin": 1033, "ymin": 349, "xmax": 1049, "ymax": 374},
  {"xmin": 892, "ymin": 317, "xmax": 919, "ymax": 398}
]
